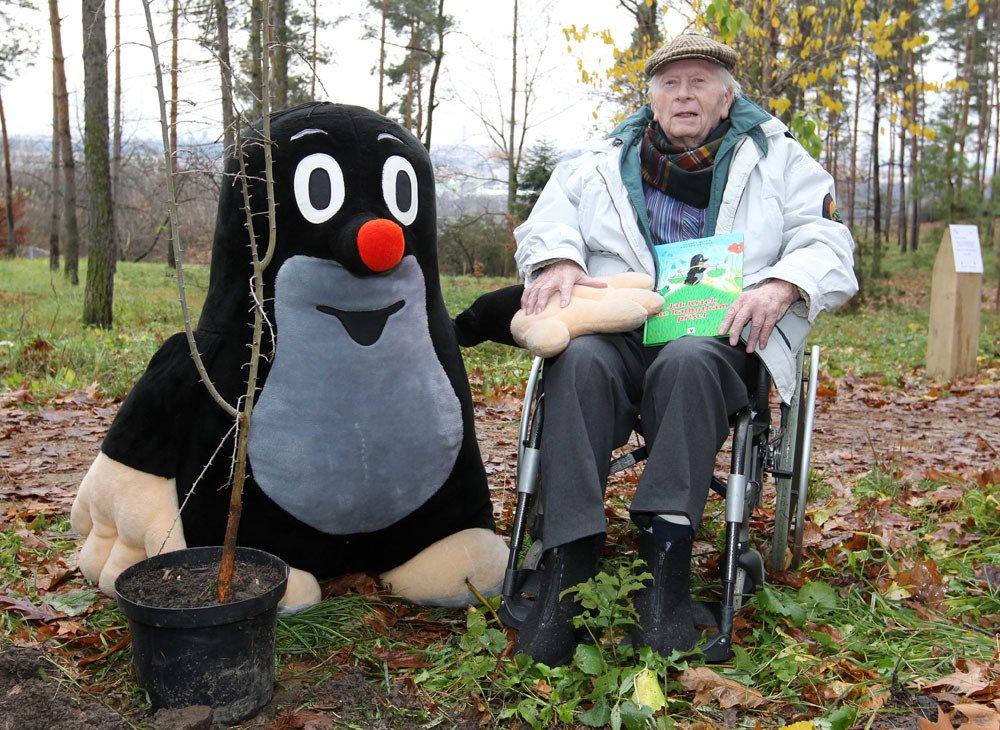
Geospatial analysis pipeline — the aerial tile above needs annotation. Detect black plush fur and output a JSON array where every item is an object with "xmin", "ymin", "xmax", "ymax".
[
  {"xmin": 453, "ymin": 284, "xmax": 523, "ymax": 348},
  {"xmin": 101, "ymin": 103, "xmax": 495, "ymax": 577}
]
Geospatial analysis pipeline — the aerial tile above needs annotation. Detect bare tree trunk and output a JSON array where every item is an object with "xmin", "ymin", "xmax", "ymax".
[
  {"xmin": 113, "ymin": 0, "xmax": 122, "ymax": 259},
  {"xmin": 50, "ymin": 0, "xmax": 80, "ymax": 285},
  {"xmin": 168, "ymin": 0, "xmax": 179, "ymax": 268},
  {"xmin": 994, "ymin": 2, "xmax": 1000, "ymax": 181},
  {"xmin": 82, "ymin": 0, "xmax": 117, "ymax": 328},
  {"xmin": 948, "ymin": 24, "xmax": 975, "ymax": 214},
  {"xmin": 0, "ymin": 90, "xmax": 15, "ymax": 257},
  {"xmin": 405, "ymin": 20, "xmax": 415, "ymax": 129},
  {"xmin": 912, "ymin": 51, "xmax": 927, "ymax": 252},
  {"xmin": 871, "ymin": 61, "xmax": 882, "ymax": 279},
  {"xmin": 310, "ymin": 0, "xmax": 318, "ymax": 100},
  {"xmin": 248, "ymin": 0, "xmax": 264, "ymax": 118},
  {"xmin": 49, "ymin": 71, "xmax": 61, "ymax": 271},
  {"xmin": 897, "ymin": 115, "xmax": 907, "ymax": 253},
  {"xmin": 507, "ymin": 0, "xmax": 518, "ymax": 216},
  {"xmin": 273, "ymin": 0, "xmax": 289, "ymax": 109},
  {"xmin": 848, "ymin": 41, "xmax": 862, "ymax": 229},
  {"xmin": 378, "ymin": 0, "xmax": 387, "ymax": 113},
  {"xmin": 883, "ymin": 106, "xmax": 894, "ymax": 244},
  {"xmin": 979, "ymin": 0, "xmax": 997, "ymax": 191},
  {"xmin": 422, "ymin": 0, "xmax": 445, "ymax": 151},
  {"xmin": 899, "ymin": 39, "xmax": 920, "ymax": 253},
  {"xmin": 618, "ymin": 0, "xmax": 661, "ymax": 52},
  {"xmin": 215, "ymin": 0, "xmax": 235, "ymax": 155}
]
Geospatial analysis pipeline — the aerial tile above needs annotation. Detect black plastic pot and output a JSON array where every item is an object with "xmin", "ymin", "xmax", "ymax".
[{"xmin": 115, "ymin": 546, "xmax": 288, "ymax": 725}]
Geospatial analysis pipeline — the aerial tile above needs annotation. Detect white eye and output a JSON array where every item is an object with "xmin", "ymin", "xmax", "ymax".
[
  {"xmin": 382, "ymin": 155, "xmax": 418, "ymax": 226},
  {"xmin": 293, "ymin": 153, "xmax": 345, "ymax": 224}
]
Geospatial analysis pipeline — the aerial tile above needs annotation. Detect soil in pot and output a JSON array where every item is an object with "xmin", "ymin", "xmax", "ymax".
[
  {"xmin": 116, "ymin": 555, "xmax": 284, "ymax": 609},
  {"xmin": 115, "ymin": 547, "xmax": 288, "ymax": 726}
]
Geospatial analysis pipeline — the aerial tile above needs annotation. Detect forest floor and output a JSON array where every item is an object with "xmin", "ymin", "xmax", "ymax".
[{"xmin": 0, "ymin": 357, "xmax": 998, "ymax": 729}]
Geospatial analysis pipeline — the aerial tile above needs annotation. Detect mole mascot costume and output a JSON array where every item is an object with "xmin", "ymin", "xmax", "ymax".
[{"xmin": 71, "ymin": 103, "xmax": 510, "ymax": 611}]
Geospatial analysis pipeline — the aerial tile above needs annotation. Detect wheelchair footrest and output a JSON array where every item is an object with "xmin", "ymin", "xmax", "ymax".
[{"xmin": 499, "ymin": 568, "xmax": 544, "ymax": 629}]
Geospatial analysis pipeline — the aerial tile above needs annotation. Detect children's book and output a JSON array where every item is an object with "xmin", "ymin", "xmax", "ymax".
[{"xmin": 642, "ymin": 232, "xmax": 744, "ymax": 346}]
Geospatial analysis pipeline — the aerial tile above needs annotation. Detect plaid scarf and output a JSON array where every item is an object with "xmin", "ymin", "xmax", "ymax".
[{"xmin": 639, "ymin": 120, "xmax": 730, "ymax": 209}]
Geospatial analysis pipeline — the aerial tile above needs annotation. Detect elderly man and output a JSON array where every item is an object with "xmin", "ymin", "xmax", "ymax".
[{"xmin": 512, "ymin": 34, "xmax": 858, "ymax": 665}]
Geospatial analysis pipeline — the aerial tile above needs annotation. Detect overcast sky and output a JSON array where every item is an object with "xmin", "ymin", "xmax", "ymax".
[{"xmin": 2, "ymin": 1, "xmax": 693, "ymax": 150}]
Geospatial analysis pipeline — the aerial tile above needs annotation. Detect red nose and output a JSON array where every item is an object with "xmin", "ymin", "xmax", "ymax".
[{"xmin": 357, "ymin": 219, "xmax": 405, "ymax": 272}]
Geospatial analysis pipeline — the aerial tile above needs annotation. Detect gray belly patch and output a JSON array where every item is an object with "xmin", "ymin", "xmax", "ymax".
[{"xmin": 248, "ymin": 255, "xmax": 463, "ymax": 534}]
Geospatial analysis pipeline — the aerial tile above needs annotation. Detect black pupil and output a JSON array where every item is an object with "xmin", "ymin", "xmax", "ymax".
[
  {"xmin": 309, "ymin": 168, "xmax": 331, "ymax": 209},
  {"xmin": 395, "ymin": 170, "xmax": 412, "ymax": 213}
]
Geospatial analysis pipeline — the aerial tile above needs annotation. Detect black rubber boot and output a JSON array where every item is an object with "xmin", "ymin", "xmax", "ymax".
[
  {"xmin": 631, "ymin": 530, "xmax": 703, "ymax": 658},
  {"xmin": 514, "ymin": 533, "xmax": 605, "ymax": 666}
]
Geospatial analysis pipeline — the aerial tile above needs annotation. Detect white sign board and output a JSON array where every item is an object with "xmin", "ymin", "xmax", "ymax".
[{"xmin": 949, "ymin": 224, "xmax": 984, "ymax": 273}]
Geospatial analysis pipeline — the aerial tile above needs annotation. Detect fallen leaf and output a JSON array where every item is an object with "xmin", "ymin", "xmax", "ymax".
[
  {"xmin": 896, "ymin": 560, "xmax": 947, "ymax": 605},
  {"xmin": 321, "ymin": 573, "xmax": 381, "ymax": 598},
  {"xmin": 532, "ymin": 680, "xmax": 553, "ymax": 699},
  {"xmin": 370, "ymin": 648, "xmax": 430, "ymax": 669},
  {"xmin": 676, "ymin": 667, "xmax": 766, "ymax": 709},
  {"xmin": 634, "ymin": 667, "xmax": 666, "ymax": 711},
  {"xmin": 953, "ymin": 702, "xmax": 1000, "ymax": 730},
  {"xmin": 0, "ymin": 594, "xmax": 65, "ymax": 623},
  {"xmin": 267, "ymin": 711, "xmax": 335, "ymax": 730},
  {"xmin": 918, "ymin": 708, "xmax": 956, "ymax": 730},
  {"xmin": 924, "ymin": 662, "xmax": 995, "ymax": 695}
]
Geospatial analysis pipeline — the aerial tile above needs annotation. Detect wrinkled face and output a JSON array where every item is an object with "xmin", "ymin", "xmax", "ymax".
[{"xmin": 649, "ymin": 59, "xmax": 734, "ymax": 149}]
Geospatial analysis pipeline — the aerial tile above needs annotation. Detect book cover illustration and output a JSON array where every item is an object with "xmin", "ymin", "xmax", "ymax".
[{"xmin": 642, "ymin": 232, "xmax": 744, "ymax": 346}]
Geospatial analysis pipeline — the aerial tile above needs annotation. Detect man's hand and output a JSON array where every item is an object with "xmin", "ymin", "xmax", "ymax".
[
  {"xmin": 718, "ymin": 279, "xmax": 800, "ymax": 353},
  {"xmin": 521, "ymin": 260, "xmax": 608, "ymax": 315}
]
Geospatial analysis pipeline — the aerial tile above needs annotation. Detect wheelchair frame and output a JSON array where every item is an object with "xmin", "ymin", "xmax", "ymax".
[{"xmin": 498, "ymin": 344, "xmax": 821, "ymax": 661}]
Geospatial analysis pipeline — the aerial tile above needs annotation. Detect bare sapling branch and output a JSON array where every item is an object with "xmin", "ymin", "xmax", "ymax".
[
  {"xmin": 217, "ymin": 0, "xmax": 276, "ymax": 603},
  {"xmin": 140, "ymin": 0, "xmax": 237, "ymax": 420},
  {"xmin": 143, "ymin": 0, "xmax": 279, "ymax": 605}
]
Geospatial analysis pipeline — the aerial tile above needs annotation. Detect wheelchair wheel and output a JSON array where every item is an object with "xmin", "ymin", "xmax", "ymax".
[
  {"xmin": 770, "ymin": 346, "xmax": 819, "ymax": 572},
  {"xmin": 733, "ymin": 568, "xmax": 754, "ymax": 612}
]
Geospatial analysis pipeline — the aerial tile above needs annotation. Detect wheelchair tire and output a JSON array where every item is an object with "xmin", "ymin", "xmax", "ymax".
[
  {"xmin": 522, "ymin": 539, "xmax": 545, "ymax": 571},
  {"xmin": 769, "ymin": 385, "xmax": 800, "ymax": 571},
  {"xmin": 733, "ymin": 547, "xmax": 764, "ymax": 612},
  {"xmin": 789, "ymin": 346, "xmax": 819, "ymax": 569},
  {"xmin": 732, "ymin": 567, "xmax": 755, "ymax": 612},
  {"xmin": 770, "ymin": 346, "xmax": 820, "ymax": 572}
]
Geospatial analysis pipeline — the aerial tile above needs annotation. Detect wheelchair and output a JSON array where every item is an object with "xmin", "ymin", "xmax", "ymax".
[{"xmin": 497, "ymin": 344, "xmax": 821, "ymax": 661}]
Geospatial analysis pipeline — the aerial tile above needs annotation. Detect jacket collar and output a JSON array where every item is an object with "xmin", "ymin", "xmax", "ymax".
[{"xmin": 610, "ymin": 96, "xmax": 774, "ymax": 158}]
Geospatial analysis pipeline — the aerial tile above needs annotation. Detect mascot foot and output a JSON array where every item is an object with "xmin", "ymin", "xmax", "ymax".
[
  {"xmin": 279, "ymin": 567, "xmax": 323, "ymax": 614},
  {"xmin": 380, "ymin": 528, "xmax": 508, "ymax": 607}
]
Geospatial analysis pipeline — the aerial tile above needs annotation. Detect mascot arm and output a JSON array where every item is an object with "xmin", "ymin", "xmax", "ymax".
[
  {"xmin": 380, "ymin": 528, "xmax": 507, "ymax": 608},
  {"xmin": 71, "ymin": 453, "xmax": 187, "ymax": 596},
  {"xmin": 511, "ymin": 272, "xmax": 665, "ymax": 357},
  {"xmin": 71, "ymin": 453, "xmax": 322, "ymax": 612}
]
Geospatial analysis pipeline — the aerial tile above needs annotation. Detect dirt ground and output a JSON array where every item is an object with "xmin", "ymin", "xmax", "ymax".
[{"xmin": 0, "ymin": 364, "xmax": 998, "ymax": 729}]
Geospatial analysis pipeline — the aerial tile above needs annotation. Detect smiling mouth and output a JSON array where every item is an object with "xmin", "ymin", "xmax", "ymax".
[{"xmin": 316, "ymin": 300, "xmax": 405, "ymax": 346}]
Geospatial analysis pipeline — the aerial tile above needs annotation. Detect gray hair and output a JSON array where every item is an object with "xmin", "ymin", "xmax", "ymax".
[
  {"xmin": 719, "ymin": 68, "xmax": 743, "ymax": 98},
  {"xmin": 648, "ymin": 65, "xmax": 743, "ymax": 99}
]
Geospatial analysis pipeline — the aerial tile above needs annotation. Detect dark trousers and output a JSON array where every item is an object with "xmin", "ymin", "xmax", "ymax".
[{"xmin": 538, "ymin": 332, "xmax": 756, "ymax": 549}]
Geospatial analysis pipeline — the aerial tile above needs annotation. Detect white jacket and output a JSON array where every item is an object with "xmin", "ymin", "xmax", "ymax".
[{"xmin": 514, "ymin": 103, "xmax": 858, "ymax": 402}]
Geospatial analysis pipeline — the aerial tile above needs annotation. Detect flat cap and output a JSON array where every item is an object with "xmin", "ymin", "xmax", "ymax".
[{"xmin": 644, "ymin": 34, "xmax": 738, "ymax": 77}]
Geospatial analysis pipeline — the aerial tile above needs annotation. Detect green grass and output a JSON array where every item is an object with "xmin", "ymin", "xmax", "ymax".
[
  {"xmin": 5, "ymin": 240, "xmax": 998, "ymax": 402},
  {"xmin": 811, "ymin": 241, "xmax": 1000, "ymax": 384},
  {"xmin": 0, "ymin": 258, "xmax": 209, "ymax": 399}
]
